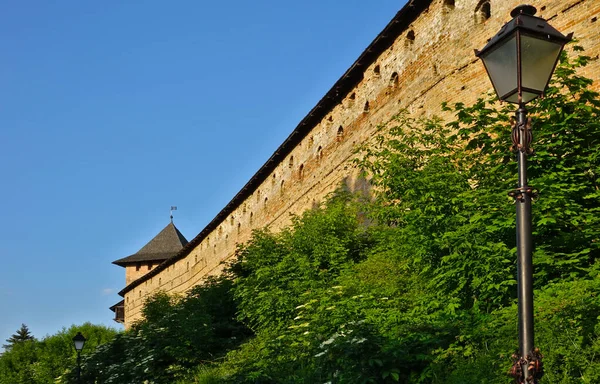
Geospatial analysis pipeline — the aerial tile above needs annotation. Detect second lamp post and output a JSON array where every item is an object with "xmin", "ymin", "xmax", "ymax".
[{"xmin": 72, "ymin": 332, "xmax": 87, "ymax": 383}]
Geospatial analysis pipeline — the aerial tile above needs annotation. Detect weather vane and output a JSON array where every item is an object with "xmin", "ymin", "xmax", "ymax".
[{"xmin": 170, "ymin": 206, "xmax": 177, "ymax": 222}]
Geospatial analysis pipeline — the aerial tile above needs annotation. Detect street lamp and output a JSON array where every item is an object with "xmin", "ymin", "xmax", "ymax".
[
  {"xmin": 72, "ymin": 332, "xmax": 86, "ymax": 383},
  {"xmin": 475, "ymin": 5, "xmax": 571, "ymax": 383}
]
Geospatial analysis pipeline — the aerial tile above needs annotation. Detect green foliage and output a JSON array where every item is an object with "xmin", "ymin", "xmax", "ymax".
[
  {"xmin": 71, "ymin": 276, "xmax": 251, "ymax": 384},
  {"xmin": 192, "ymin": 193, "xmax": 454, "ymax": 383},
  {"xmin": 0, "ymin": 323, "xmax": 117, "ymax": 384},
  {"xmin": 431, "ymin": 274, "xmax": 600, "ymax": 383},
  {"xmin": 0, "ymin": 336, "xmax": 37, "ymax": 384},
  {"xmin": 231, "ymin": 191, "xmax": 371, "ymax": 334}
]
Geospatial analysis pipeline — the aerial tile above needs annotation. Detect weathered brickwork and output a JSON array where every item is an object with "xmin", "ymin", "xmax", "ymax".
[{"xmin": 121, "ymin": 0, "xmax": 600, "ymax": 328}]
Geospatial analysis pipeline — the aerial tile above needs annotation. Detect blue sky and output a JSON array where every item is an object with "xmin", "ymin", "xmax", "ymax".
[{"xmin": 0, "ymin": 0, "xmax": 406, "ymax": 344}]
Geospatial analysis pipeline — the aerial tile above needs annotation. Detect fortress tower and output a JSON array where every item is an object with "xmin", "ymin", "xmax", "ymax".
[{"xmin": 110, "ymin": 222, "xmax": 188, "ymax": 323}]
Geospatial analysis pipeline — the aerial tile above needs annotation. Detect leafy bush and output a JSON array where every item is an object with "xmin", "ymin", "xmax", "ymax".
[{"xmin": 70, "ymin": 277, "xmax": 250, "ymax": 384}]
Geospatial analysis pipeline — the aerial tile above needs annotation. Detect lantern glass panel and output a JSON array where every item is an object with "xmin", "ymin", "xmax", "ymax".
[
  {"xmin": 481, "ymin": 35, "xmax": 517, "ymax": 100},
  {"xmin": 520, "ymin": 34, "xmax": 563, "ymax": 94},
  {"xmin": 74, "ymin": 339, "xmax": 85, "ymax": 351}
]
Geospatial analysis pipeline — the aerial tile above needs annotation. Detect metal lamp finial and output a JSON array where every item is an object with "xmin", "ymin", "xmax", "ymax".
[{"xmin": 511, "ymin": 5, "xmax": 537, "ymax": 17}]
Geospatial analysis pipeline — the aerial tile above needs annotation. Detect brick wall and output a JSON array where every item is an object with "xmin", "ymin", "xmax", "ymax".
[{"xmin": 122, "ymin": 0, "xmax": 600, "ymax": 327}]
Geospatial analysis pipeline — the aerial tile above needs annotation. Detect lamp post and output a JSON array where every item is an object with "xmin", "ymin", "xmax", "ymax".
[
  {"xmin": 475, "ymin": 5, "xmax": 571, "ymax": 383},
  {"xmin": 72, "ymin": 332, "xmax": 86, "ymax": 383}
]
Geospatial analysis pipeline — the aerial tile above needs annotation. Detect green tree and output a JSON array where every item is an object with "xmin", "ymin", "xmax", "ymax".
[
  {"xmin": 3, "ymin": 323, "xmax": 35, "ymax": 350},
  {"xmin": 0, "ymin": 323, "xmax": 117, "ymax": 384},
  {"xmin": 0, "ymin": 337, "xmax": 37, "ymax": 384}
]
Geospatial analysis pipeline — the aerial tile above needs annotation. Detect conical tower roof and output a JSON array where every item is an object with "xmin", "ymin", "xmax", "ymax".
[{"xmin": 112, "ymin": 222, "xmax": 188, "ymax": 267}]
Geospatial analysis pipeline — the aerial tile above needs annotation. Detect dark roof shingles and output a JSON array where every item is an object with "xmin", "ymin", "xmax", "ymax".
[{"xmin": 112, "ymin": 222, "xmax": 188, "ymax": 267}]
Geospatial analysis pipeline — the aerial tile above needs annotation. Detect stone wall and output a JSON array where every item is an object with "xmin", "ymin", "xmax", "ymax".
[{"xmin": 122, "ymin": 0, "xmax": 600, "ymax": 328}]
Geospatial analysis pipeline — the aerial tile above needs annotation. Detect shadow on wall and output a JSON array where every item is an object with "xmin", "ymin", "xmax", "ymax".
[
  {"xmin": 309, "ymin": 175, "xmax": 372, "ymax": 211},
  {"xmin": 344, "ymin": 174, "xmax": 372, "ymax": 197}
]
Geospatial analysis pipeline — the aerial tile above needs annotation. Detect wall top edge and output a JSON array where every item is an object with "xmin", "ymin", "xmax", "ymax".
[{"xmin": 119, "ymin": 0, "xmax": 433, "ymax": 297}]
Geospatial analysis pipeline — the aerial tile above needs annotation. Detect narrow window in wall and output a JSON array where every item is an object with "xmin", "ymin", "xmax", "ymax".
[
  {"xmin": 299, "ymin": 164, "xmax": 304, "ymax": 180},
  {"xmin": 309, "ymin": 136, "xmax": 314, "ymax": 147},
  {"xmin": 405, "ymin": 30, "xmax": 415, "ymax": 47},
  {"xmin": 444, "ymin": 0, "xmax": 455, "ymax": 11},
  {"xmin": 207, "ymin": 237, "xmax": 210, "ymax": 246},
  {"xmin": 475, "ymin": 1, "xmax": 491, "ymax": 23},
  {"xmin": 243, "ymin": 204, "xmax": 247, "ymax": 214},
  {"xmin": 389, "ymin": 72, "xmax": 399, "ymax": 88},
  {"xmin": 272, "ymin": 173, "xmax": 277, "ymax": 186},
  {"xmin": 250, "ymin": 212, "xmax": 254, "ymax": 225},
  {"xmin": 230, "ymin": 216, "xmax": 234, "ymax": 226},
  {"xmin": 373, "ymin": 65, "xmax": 381, "ymax": 77},
  {"xmin": 225, "ymin": 234, "xmax": 229, "ymax": 244},
  {"xmin": 317, "ymin": 146, "xmax": 323, "ymax": 161},
  {"xmin": 139, "ymin": 291, "xmax": 142, "ymax": 297},
  {"xmin": 218, "ymin": 226, "xmax": 223, "ymax": 237},
  {"xmin": 127, "ymin": 297, "xmax": 129, "ymax": 303},
  {"xmin": 237, "ymin": 222, "xmax": 241, "ymax": 234},
  {"xmin": 348, "ymin": 92, "xmax": 356, "ymax": 107},
  {"xmin": 364, "ymin": 101, "xmax": 370, "ymax": 113},
  {"xmin": 328, "ymin": 115, "xmax": 333, "ymax": 122},
  {"xmin": 264, "ymin": 197, "xmax": 268, "ymax": 207},
  {"xmin": 159, "ymin": 278, "xmax": 161, "ymax": 286},
  {"xmin": 213, "ymin": 244, "xmax": 217, "ymax": 255},
  {"xmin": 289, "ymin": 156, "xmax": 294, "ymax": 169},
  {"xmin": 337, "ymin": 126, "xmax": 344, "ymax": 142},
  {"xmin": 256, "ymin": 190, "xmax": 261, "ymax": 203},
  {"xmin": 280, "ymin": 180, "xmax": 285, "ymax": 195},
  {"xmin": 187, "ymin": 261, "xmax": 189, "ymax": 271}
]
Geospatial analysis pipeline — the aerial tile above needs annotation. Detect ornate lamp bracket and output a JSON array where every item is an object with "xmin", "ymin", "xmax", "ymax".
[
  {"xmin": 510, "ymin": 348, "xmax": 544, "ymax": 383},
  {"xmin": 511, "ymin": 117, "xmax": 534, "ymax": 155},
  {"xmin": 508, "ymin": 187, "xmax": 538, "ymax": 202}
]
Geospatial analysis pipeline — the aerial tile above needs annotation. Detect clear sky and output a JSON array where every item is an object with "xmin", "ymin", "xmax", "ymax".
[{"xmin": 0, "ymin": 0, "xmax": 407, "ymax": 345}]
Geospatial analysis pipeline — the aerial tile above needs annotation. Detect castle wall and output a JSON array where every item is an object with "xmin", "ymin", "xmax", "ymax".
[{"xmin": 122, "ymin": 0, "xmax": 600, "ymax": 327}]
